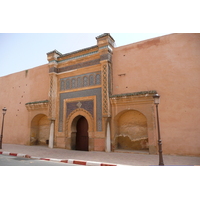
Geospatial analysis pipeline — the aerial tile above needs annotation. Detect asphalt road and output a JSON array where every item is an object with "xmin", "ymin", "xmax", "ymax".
[{"xmin": 0, "ymin": 154, "xmax": 78, "ymax": 166}]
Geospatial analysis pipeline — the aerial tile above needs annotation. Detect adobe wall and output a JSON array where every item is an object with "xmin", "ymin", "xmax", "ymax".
[
  {"xmin": 112, "ymin": 33, "xmax": 200, "ymax": 156},
  {"xmin": 0, "ymin": 64, "xmax": 49, "ymax": 145}
]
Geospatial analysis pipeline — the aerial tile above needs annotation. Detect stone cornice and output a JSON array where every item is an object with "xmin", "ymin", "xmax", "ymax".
[
  {"xmin": 96, "ymin": 33, "xmax": 115, "ymax": 42},
  {"xmin": 49, "ymin": 45, "xmax": 111, "ymax": 64},
  {"xmin": 25, "ymin": 100, "xmax": 49, "ymax": 111},
  {"xmin": 46, "ymin": 49, "xmax": 62, "ymax": 56},
  {"xmin": 110, "ymin": 91, "xmax": 157, "ymax": 105},
  {"xmin": 110, "ymin": 90, "xmax": 157, "ymax": 98}
]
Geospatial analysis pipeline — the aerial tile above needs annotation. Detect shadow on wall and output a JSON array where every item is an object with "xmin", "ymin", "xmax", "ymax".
[{"xmin": 30, "ymin": 114, "xmax": 50, "ymax": 146}]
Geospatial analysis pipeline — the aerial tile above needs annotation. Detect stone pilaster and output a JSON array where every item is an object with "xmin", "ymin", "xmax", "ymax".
[
  {"xmin": 47, "ymin": 50, "xmax": 60, "ymax": 148},
  {"xmin": 49, "ymin": 119, "xmax": 55, "ymax": 148},
  {"xmin": 96, "ymin": 34, "xmax": 114, "ymax": 118},
  {"xmin": 47, "ymin": 50, "xmax": 60, "ymax": 120},
  {"xmin": 105, "ymin": 120, "xmax": 111, "ymax": 152}
]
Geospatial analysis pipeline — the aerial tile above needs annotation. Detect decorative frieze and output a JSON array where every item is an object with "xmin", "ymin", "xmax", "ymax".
[
  {"xmin": 60, "ymin": 71, "xmax": 101, "ymax": 91},
  {"xmin": 57, "ymin": 51, "xmax": 98, "ymax": 63},
  {"xmin": 49, "ymin": 58, "xmax": 101, "ymax": 74}
]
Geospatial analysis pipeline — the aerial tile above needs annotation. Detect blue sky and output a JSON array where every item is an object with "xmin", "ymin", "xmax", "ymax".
[
  {"xmin": 0, "ymin": 1, "xmax": 199, "ymax": 77},
  {"xmin": 0, "ymin": 33, "xmax": 170, "ymax": 77}
]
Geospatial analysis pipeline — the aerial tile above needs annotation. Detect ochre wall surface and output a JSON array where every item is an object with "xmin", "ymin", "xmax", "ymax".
[
  {"xmin": 116, "ymin": 110, "xmax": 148, "ymax": 150},
  {"xmin": 112, "ymin": 33, "xmax": 200, "ymax": 156},
  {"xmin": 0, "ymin": 64, "xmax": 49, "ymax": 145},
  {"xmin": 0, "ymin": 33, "xmax": 199, "ymax": 156}
]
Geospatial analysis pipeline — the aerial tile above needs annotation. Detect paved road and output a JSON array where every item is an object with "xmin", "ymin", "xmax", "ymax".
[{"xmin": 0, "ymin": 155, "xmax": 78, "ymax": 166}]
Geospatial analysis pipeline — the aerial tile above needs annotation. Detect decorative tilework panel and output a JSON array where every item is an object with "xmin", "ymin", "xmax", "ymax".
[
  {"xmin": 59, "ymin": 88, "xmax": 102, "ymax": 132},
  {"xmin": 49, "ymin": 59, "xmax": 101, "ymax": 74},
  {"xmin": 83, "ymin": 76, "xmax": 88, "ymax": 87},
  {"xmin": 66, "ymin": 100, "xmax": 94, "ymax": 118},
  {"xmin": 58, "ymin": 51, "xmax": 98, "ymax": 63},
  {"xmin": 60, "ymin": 80, "xmax": 65, "ymax": 90},
  {"xmin": 77, "ymin": 77, "xmax": 82, "ymax": 87},
  {"xmin": 95, "ymin": 74, "xmax": 101, "ymax": 85},
  {"xmin": 60, "ymin": 71, "xmax": 101, "ymax": 91},
  {"xmin": 58, "ymin": 58, "xmax": 100, "ymax": 73},
  {"xmin": 66, "ymin": 79, "xmax": 70, "ymax": 89},
  {"xmin": 71, "ymin": 78, "xmax": 76, "ymax": 88},
  {"xmin": 89, "ymin": 75, "xmax": 94, "ymax": 85}
]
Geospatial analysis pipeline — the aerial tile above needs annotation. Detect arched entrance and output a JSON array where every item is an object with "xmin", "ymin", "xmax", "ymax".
[
  {"xmin": 30, "ymin": 114, "xmax": 50, "ymax": 145},
  {"xmin": 115, "ymin": 110, "xmax": 148, "ymax": 151},
  {"xmin": 71, "ymin": 115, "xmax": 89, "ymax": 151}
]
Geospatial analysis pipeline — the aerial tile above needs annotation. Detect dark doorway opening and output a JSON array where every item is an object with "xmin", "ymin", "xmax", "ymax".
[{"xmin": 73, "ymin": 116, "xmax": 89, "ymax": 151}]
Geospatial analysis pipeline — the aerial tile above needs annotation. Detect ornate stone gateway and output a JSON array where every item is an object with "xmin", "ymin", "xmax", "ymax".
[{"xmin": 47, "ymin": 33, "xmax": 115, "ymax": 151}]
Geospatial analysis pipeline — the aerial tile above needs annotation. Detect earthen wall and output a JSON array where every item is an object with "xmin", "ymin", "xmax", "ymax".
[
  {"xmin": 0, "ymin": 64, "xmax": 49, "ymax": 145},
  {"xmin": 112, "ymin": 33, "xmax": 200, "ymax": 156}
]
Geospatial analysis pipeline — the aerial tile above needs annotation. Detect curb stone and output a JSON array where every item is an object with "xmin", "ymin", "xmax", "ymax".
[{"xmin": 0, "ymin": 151, "xmax": 120, "ymax": 166}]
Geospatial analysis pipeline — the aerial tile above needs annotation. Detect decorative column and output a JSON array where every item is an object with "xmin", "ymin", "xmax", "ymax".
[
  {"xmin": 101, "ymin": 62, "xmax": 112, "ymax": 152},
  {"xmin": 49, "ymin": 119, "xmax": 55, "ymax": 148},
  {"xmin": 101, "ymin": 63, "xmax": 112, "ymax": 152},
  {"xmin": 106, "ymin": 121, "xmax": 111, "ymax": 152},
  {"xmin": 102, "ymin": 63, "xmax": 111, "ymax": 117},
  {"xmin": 47, "ymin": 50, "xmax": 61, "ymax": 148},
  {"xmin": 96, "ymin": 33, "xmax": 115, "ymax": 152},
  {"xmin": 48, "ymin": 73, "xmax": 58, "ymax": 148}
]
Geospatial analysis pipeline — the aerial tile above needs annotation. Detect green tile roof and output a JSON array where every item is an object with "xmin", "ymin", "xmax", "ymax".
[
  {"xmin": 25, "ymin": 100, "xmax": 49, "ymax": 105},
  {"xmin": 110, "ymin": 90, "xmax": 157, "ymax": 98}
]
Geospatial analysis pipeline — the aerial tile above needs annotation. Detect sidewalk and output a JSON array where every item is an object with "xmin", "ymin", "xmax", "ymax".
[{"xmin": 1, "ymin": 144, "xmax": 200, "ymax": 166}]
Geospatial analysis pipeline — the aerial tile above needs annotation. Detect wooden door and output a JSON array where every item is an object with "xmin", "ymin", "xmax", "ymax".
[{"xmin": 76, "ymin": 116, "xmax": 89, "ymax": 151}]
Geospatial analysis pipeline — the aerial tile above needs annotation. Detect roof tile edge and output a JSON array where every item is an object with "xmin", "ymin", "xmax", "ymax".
[{"xmin": 110, "ymin": 90, "xmax": 157, "ymax": 98}]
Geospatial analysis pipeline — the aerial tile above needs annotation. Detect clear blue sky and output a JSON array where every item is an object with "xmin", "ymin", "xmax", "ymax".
[{"xmin": 0, "ymin": 33, "xmax": 170, "ymax": 77}]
